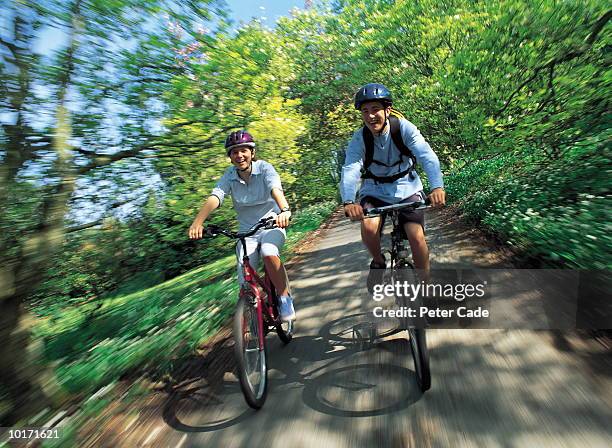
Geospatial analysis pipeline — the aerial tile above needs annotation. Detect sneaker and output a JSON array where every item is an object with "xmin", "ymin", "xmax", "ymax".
[
  {"xmin": 278, "ymin": 295, "xmax": 296, "ymax": 322},
  {"xmin": 367, "ymin": 255, "xmax": 386, "ymax": 294}
]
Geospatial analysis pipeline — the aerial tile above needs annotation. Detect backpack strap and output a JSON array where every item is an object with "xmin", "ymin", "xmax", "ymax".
[
  {"xmin": 388, "ymin": 116, "xmax": 417, "ymax": 172},
  {"xmin": 361, "ymin": 115, "xmax": 418, "ymax": 183},
  {"xmin": 361, "ymin": 168, "xmax": 413, "ymax": 184},
  {"xmin": 362, "ymin": 125, "xmax": 374, "ymax": 171}
]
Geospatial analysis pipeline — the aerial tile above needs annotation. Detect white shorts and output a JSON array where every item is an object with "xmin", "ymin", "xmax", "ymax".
[{"xmin": 236, "ymin": 227, "xmax": 286, "ymax": 285}]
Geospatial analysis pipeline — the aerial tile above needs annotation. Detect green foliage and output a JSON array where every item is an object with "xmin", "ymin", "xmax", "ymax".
[
  {"xmin": 447, "ymin": 141, "xmax": 611, "ymax": 268},
  {"xmin": 279, "ymin": 0, "xmax": 611, "ymax": 268},
  {"xmin": 37, "ymin": 266, "xmax": 238, "ymax": 394},
  {"xmin": 285, "ymin": 201, "xmax": 337, "ymax": 248},
  {"xmin": 287, "ymin": 201, "xmax": 337, "ymax": 235}
]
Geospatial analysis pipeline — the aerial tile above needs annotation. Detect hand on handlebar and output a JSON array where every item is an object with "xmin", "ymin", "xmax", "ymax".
[
  {"xmin": 275, "ymin": 210, "xmax": 291, "ymax": 228},
  {"xmin": 428, "ymin": 188, "xmax": 446, "ymax": 207},
  {"xmin": 344, "ymin": 203, "xmax": 364, "ymax": 221},
  {"xmin": 188, "ymin": 222, "xmax": 205, "ymax": 239}
]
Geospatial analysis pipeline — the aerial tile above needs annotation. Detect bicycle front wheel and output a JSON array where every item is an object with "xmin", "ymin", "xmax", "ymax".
[
  {"xmin": 233, "ymin": 295, "xmax": 268, "ymax": 408},
  {"xmin": 408, "ymin": 328, "xmax": 431, "ymax": 392}
]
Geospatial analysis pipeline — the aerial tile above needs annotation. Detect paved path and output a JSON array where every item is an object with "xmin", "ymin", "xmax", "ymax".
[{"xmin": 94, "ymin": 208, "xmax": 612, "ymax": 448}]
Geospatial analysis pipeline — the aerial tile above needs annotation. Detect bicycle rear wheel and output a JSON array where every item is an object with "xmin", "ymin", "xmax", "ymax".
[
  {"xmin": 408, "ymin": 328, "xmax": 431, "ymax": 392},
  {"xmin": 233, "ymin": 295, "xmax": 268, "ymax": 408}
]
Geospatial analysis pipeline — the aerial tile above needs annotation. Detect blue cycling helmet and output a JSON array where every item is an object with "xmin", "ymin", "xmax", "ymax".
[{"xmin": 354, "ymin": 83, "xmax": 392, "ymax": 110}]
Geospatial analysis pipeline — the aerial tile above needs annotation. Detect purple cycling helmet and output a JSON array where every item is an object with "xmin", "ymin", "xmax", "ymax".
[{"xmin": 224, "ymin": 130, "xmax": 255, "ymax": 155}]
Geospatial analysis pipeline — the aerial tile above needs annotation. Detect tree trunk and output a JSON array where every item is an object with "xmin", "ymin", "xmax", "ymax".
[
  {"xmin": 0, "ymin": 1, "xmax": 82, "ymax": 425},
  {"xmin": 0, "ymin": 295, "xmax": 50, "ymax": 425}
]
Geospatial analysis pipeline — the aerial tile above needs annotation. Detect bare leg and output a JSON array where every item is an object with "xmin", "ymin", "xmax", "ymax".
[
  {"xmin": 404, "ymin": 222, "xmax": 430, "ymax": 282},
  {"xmin": 263, "ymin": 255, "xmax": 290, "ymax": 296},
  {"xmin": 361, "ymin": 215, "xmax": 385, "ymax": 264}
]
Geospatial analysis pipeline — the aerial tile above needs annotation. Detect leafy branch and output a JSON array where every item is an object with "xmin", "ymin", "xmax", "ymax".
[{"xmin": 496, "ymin": 9, "xmax": 611, "ymax": 117}]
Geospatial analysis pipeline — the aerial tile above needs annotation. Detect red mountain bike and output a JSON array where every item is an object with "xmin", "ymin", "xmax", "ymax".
[{"xmin": 205, "ymin": 217, "xmax": 293, "ymax": 409}]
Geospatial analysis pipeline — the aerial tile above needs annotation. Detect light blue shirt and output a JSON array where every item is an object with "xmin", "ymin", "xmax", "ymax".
[
  {"xmin": 211, "ymin": 160, "xmax": 283, "ymax": 232},
  {"xmin": 340, "ymin": 117, "xmax": 444, "ymax": 203}
]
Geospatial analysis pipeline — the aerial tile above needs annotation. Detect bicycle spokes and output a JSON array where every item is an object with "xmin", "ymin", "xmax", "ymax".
[
  {"xmin": 243, "ymin": 305, "xmax": 263, "ymax": 382},
  {"xmin": 233, "ymin": 296, "xmax": 267, "ymax": 407}
]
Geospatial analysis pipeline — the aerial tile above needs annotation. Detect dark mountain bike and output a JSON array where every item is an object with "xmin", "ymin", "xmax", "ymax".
[
  {"xmin": 365, "ymin": 199, "xmax": 432, "ymax": 392},
  {"xmin": 205, "ymin": 216, "xmax": 293, "ymax": 409}
]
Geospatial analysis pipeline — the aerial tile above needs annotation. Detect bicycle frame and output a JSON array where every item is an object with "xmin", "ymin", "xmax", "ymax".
[
  {"xmin": 238, "ymin": 239, "xmax": 280, "ymax": 350},
  {"xmin": 386, "ymin": 211, "xmax": 414, "ymax": 271},
  {"xmin": 205, "ymin": 217, "xmax": 284, "ymax": 351},
  {"xmin": 366, "ymin": 200, "xmax": 429, "ymax": 270}
]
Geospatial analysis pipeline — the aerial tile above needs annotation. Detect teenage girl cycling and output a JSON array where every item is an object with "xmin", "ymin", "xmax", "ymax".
[{"xmin": 188, "ymin": 130, "xmax": 296, "ymax": 321}]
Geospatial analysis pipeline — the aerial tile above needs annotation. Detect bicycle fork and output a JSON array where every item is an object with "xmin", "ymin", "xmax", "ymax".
[
  {"xmin": 240, "ymin": 289, "xmax": 266, "ymax": 351},
  {"xmin": 255, "ymin": 294, "xmax": 265, "ymax": 350},
  {"xmin": 241, "ymin": 254, "xmax": 266, "ymax": 352}
]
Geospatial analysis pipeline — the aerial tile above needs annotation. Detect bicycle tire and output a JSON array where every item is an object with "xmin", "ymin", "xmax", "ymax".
[
  {"xmin": 408, "ymin": 327, "xmax": 431, "ymax": 392},
  {"xmin": 395, "ymin": 263, "xmax": 431, "ymax": 392},
  {"xmin": 233, "ymin": 295, "xmax": 268, "ymax": 408}
]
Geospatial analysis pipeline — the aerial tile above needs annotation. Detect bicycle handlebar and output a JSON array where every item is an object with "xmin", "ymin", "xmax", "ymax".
[
  {"xmin": 364, "ymin": 198, "xmax": 431, "ymax": 217},
  {"xmin": 205, "ymin": 216, "xmax": 278, "ymax": 240}
]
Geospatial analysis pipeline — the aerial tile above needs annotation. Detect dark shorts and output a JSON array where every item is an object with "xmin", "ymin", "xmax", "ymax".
[{"xmin": 360, "ymin": 192, "xmax": 426, "ymax": 239}]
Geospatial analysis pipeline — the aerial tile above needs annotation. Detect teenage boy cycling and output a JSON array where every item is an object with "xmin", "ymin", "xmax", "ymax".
[
  {"xmin": 340, "ymin": 83, "xmax": 446, "ymax": 291},
  {"xmin": 189, "ymin": 130, "xmax": 296, "ymax": 321}
]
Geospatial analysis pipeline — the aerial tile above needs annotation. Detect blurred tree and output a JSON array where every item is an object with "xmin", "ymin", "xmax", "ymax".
[{"xmin": 0, "ymin": 0, "xmax": 226, "ymax": 424}]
